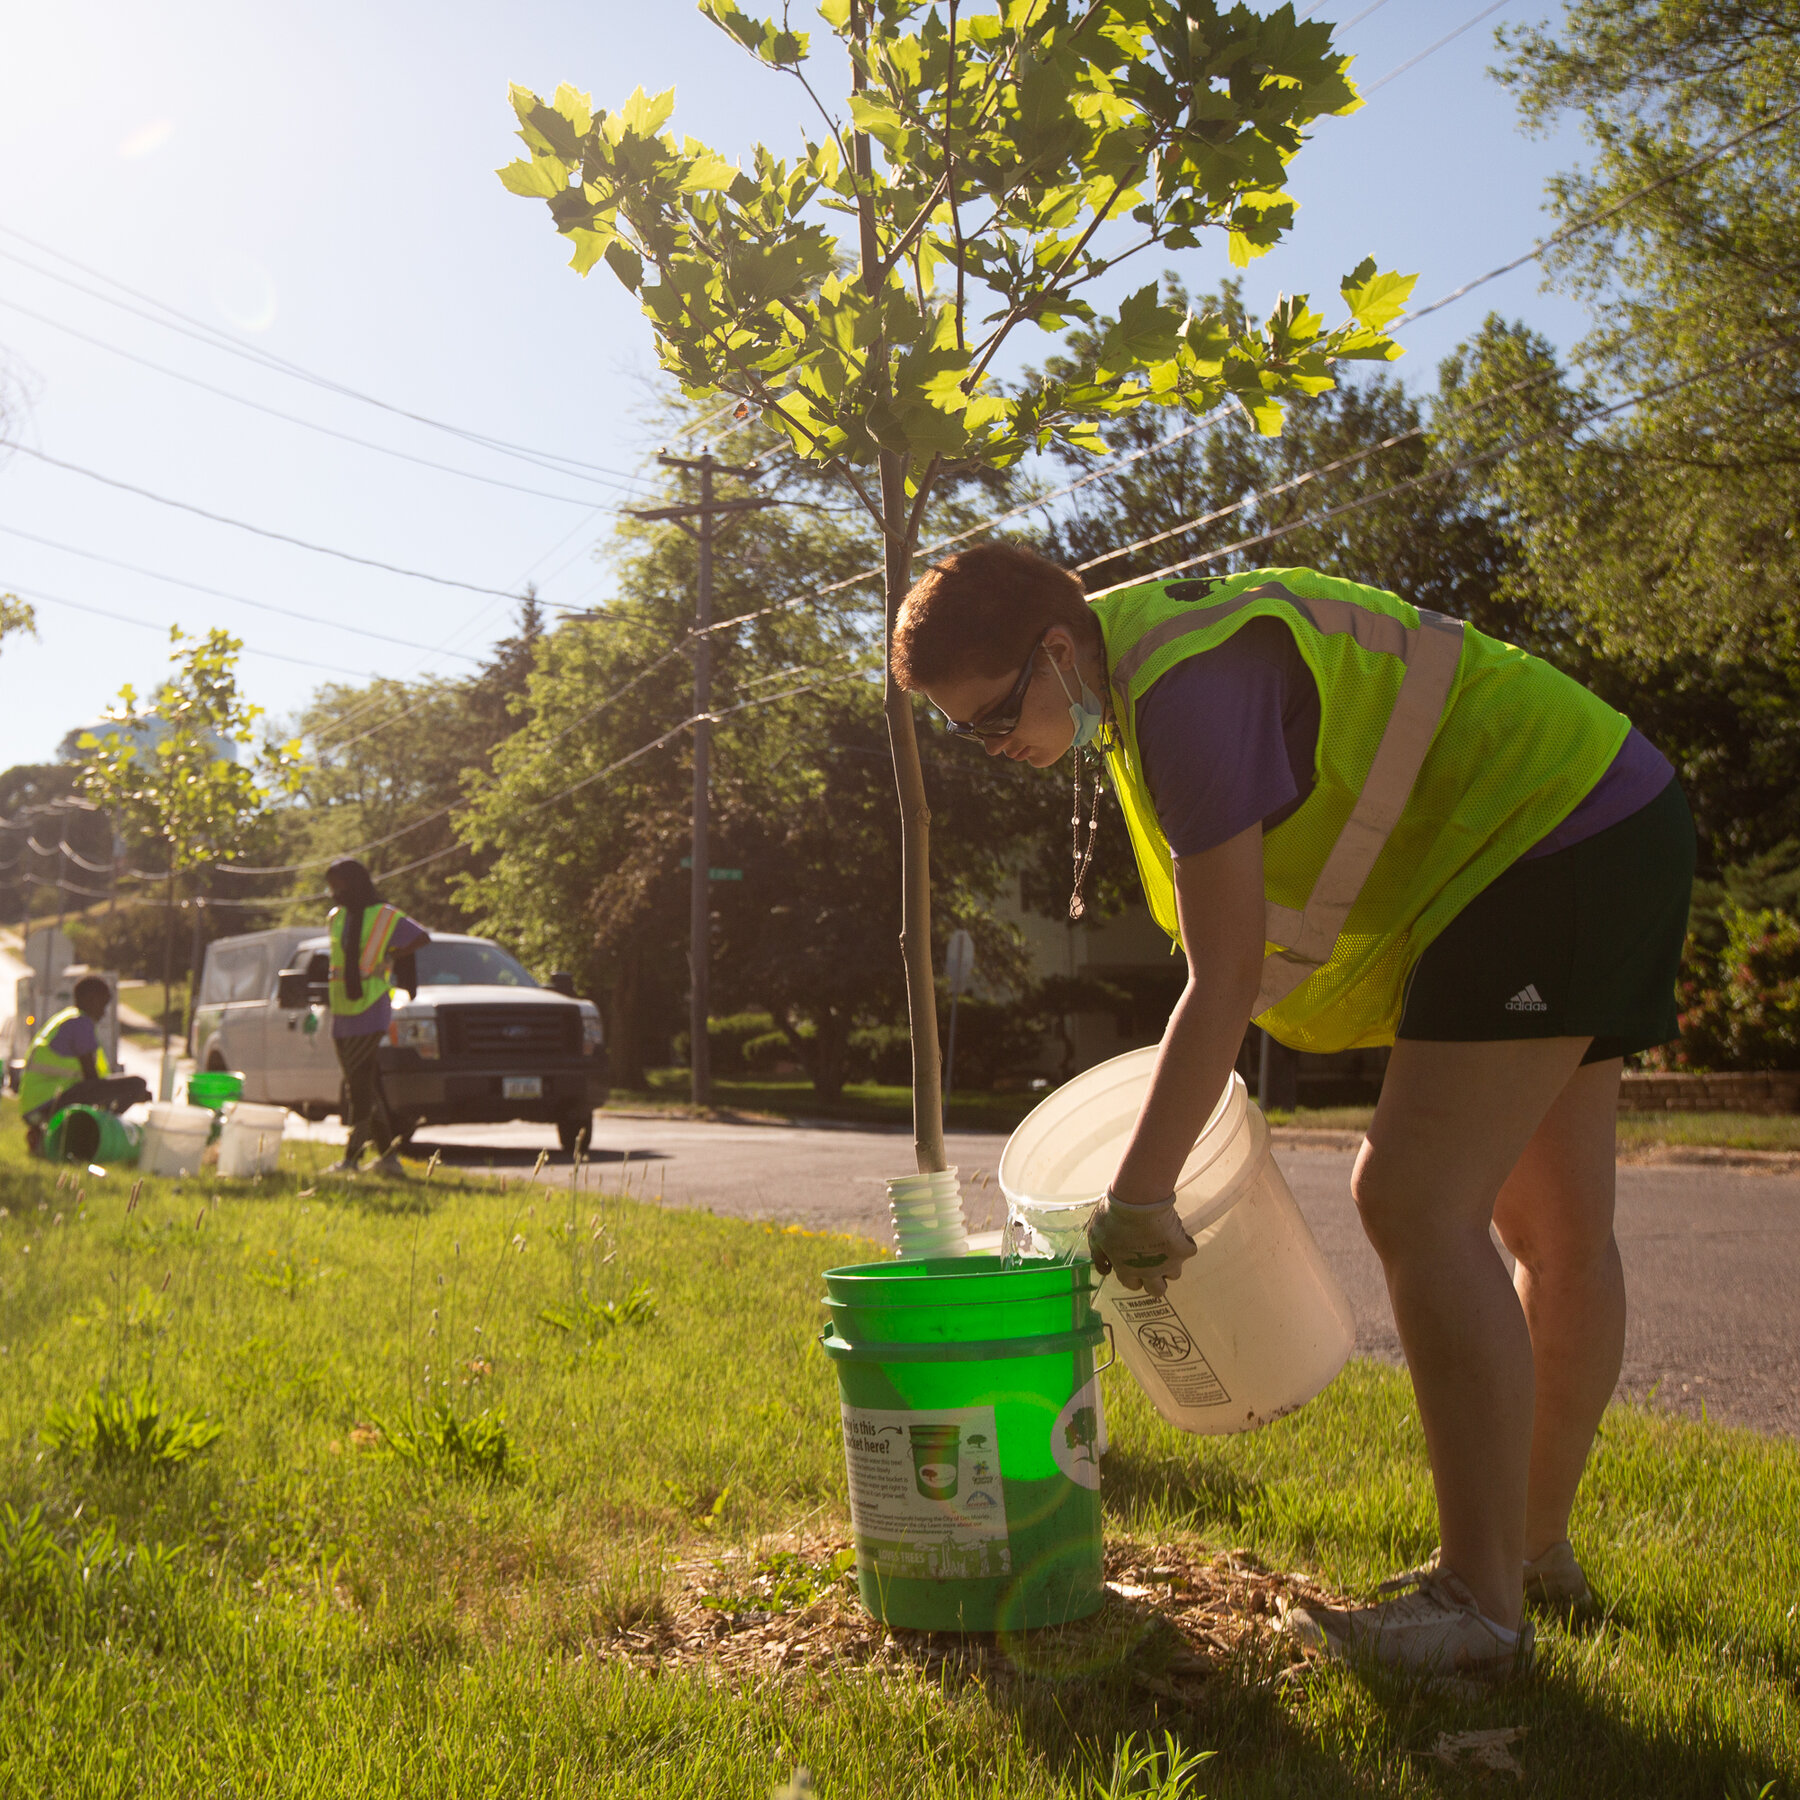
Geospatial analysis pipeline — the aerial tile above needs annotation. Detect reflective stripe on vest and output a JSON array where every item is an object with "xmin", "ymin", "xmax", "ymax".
[
  {"xmin": 19, "ymin": 1006, "xmax": 96, "ymax": 1116},
  {"xmin": 1114, "ymin": 579, "xmax": 1465, "ymax": 1012},
  {"xmin": 327, "ymin": 903, "xmax": 406, "ymax": 1017},
  {"xmin": 1094, "ymin": 567, "xmax": 1630, "ymax": 1052}
]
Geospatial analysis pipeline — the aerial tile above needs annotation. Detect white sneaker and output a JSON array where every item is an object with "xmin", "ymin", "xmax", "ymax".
[
  {"xmin": 325, "ymin": 1157, "xmax": 360, "ymax": 1176},
  {"xmin": 366, "ymin": 1152, "xmax": 407, "ymax": 1180},
  {"xmin": 1524, "ymin": 1539, "xmax": 1593, "ymax": 1610},
  {"xmin": 1284, "ymin": 1565, "xmax": 1533, "ymax": 1681}
]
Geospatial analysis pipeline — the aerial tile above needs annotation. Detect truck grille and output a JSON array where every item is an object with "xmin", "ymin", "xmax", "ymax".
[{"xmin": 439, "ymin": 1004, "xmax": 580, "ymax": 1060}]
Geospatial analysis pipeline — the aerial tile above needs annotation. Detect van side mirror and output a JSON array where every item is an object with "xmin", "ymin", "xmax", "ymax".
[{"xmin": 277, "ymin": 968, "xmax": 323, "ymax": 1010}]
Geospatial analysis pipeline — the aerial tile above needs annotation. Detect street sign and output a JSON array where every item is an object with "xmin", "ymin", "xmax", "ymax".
[{"xmin": 945, "ymin": 929, "xmax": 975, "ymax": 996}]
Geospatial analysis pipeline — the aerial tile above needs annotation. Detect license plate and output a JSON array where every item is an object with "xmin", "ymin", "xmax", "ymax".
[{"xmin": 502, "ymin": 1076, "xmax": 543, "ymax": 1099}]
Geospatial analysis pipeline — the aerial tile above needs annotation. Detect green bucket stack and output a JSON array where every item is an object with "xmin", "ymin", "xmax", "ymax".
[{"xmin": 820, "ymin": 1254, "xmax": 1107, "ymax": 1633}]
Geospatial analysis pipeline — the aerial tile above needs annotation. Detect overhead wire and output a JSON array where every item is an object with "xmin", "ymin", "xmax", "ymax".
[
  {"xmin": 1088, "ymin": 326, "xmax": 1800, "ymax": 595},
  {"xmin": 5, "ymin": 581, "xmax": 378, "ymax": 678},
  {"xmin": 0, "ymin": 524, "xmax": 483, "ymax": 662},
  {"xmin": 0, "ymin": 228, "xmax": 653, "ymax": 490},
  {"xmin": 0, "ymin": 292, "xmax": 629, "ymax": 507},
  {"xmin": 6, "ymin": 442, "xmax": 540, "ymax": 602},
  {"xmin": 1359, "ymin": 0, "xmax": 1509, "ymax": 98}
]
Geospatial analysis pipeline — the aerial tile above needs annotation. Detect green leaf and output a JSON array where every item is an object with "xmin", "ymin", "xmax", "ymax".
[
  {"xmin": 566, "ymin": 225, "xmax": 617, "ymax": 277},
  {"xmin": 1340, "ymin": 261, "xmax": 1417, "ymax": 332},
  {"xmin": 617, "ymin": 85, "xmax": 676, "ymax": 139},
  {"xmin": 603, "ymin": 238, "xmax": 644, "ymax": 291},
  {"xmin": 677, "ymin": 151, "xmax": 741, "ymax": 194},
  {"xmin": 496, "ymin": 157, "xmax": 563, "ymax": 200},
  {"xmin": 698, "ymin": 0, "xmax": 808, "ymax": 66}
]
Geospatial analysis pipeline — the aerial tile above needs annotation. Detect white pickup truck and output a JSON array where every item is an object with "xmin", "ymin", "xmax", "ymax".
[{"xmin": 190, "ymin": 926, "xmax": 605, "ymax": 1152}]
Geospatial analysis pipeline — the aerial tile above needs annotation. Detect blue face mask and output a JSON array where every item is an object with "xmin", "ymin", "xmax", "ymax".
[{"xmin": 1051, "ymin": 656, "xmax": 1106, "ymax": 752}]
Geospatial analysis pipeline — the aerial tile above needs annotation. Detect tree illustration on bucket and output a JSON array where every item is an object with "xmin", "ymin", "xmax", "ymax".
[{"xmin": 500, "ymin": 1, "xmax": 1411, "ymax": 1170}]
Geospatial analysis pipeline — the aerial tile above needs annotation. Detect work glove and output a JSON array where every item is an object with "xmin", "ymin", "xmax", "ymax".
[{"xmin": 1087, "ymin": 1191, "xmax": 1196, "ymax": 1297}]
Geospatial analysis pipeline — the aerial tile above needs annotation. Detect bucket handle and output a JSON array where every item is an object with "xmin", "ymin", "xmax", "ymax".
[{"xmin": 1095, "ymin": 1321, "xmax": 1117, "ymax": 1376}]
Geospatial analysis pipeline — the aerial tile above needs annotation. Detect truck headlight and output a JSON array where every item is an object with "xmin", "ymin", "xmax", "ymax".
[
  {"xmin": 581, "ymin": 1010, "xmax": 603, "ymax": 1055},
  {"xmin": 390, "ymin": 1014, "xmax": 439, "ymax": 1059}
]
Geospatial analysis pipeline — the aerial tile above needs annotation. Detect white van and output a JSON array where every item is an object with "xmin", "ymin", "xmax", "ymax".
[{"xmin": 190, "ymin": 927, "xmax": 605, "ymax": 1152}]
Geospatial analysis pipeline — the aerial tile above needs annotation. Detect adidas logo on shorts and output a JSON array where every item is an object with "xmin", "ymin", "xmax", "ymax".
[{"xmin": 1506, "ymin": 984, "xmax": 1549, "ymax": 1013}]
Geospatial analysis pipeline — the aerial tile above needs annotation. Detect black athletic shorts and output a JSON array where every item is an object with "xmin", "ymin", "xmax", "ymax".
[{"xmin": 1397, "ymin": 777, "xmax": 1695, "ymax": 1064}]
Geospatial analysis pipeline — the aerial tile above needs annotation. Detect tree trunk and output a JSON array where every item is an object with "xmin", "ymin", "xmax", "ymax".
[
  {"xmin": 608, "ymin": 948, "xmax": 646, "ymax": 1090},
  {"xmin": 808, "ymin": 1008, "xmax": 851, "ymax": 1107},
  {"xmin": 880, "ymin": 450, "xmax": 946, "ymax": 1172}
]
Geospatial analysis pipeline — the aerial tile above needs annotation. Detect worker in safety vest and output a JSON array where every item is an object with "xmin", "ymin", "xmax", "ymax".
[
  {"xmin": 894, "ymin": 547, "xmax": 1694, "ymax": 1682},
  {"xmin": 324, "ymin": 857, "xmax": 428, "ymax": 1179},
  {"xmin": 19, "ymin": 974, "xmax": 151, "ymax": 1153}
]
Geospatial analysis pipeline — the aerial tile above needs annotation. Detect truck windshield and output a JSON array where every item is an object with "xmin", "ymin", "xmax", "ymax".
[{"xmin": 414, "ymin": 941, "xmax": 539, "ymax": 989}]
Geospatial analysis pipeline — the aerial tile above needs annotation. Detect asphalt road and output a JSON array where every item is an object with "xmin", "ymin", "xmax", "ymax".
[{"xmin": 290, "ymin": 1108, "xmax": 1800, "ymax": 1443}]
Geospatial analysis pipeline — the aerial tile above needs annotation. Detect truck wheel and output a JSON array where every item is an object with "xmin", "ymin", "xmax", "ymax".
[{"xmin": 557, "ymin": 1109, "xmax": 592, "ymax": 1158}]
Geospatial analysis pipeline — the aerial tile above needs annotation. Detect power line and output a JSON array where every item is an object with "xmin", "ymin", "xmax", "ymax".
[
  {"xmin": 6, "ymin": 442, "xmax": 532, "ymax": 601},
  {"xmin": 0, "ymin": 292, "xmax": 631, "ymax": 508},
  {"xmin": 1360, "ymin": 1, "xmax": 1509, "ymax": 98},
  {"xmin": 1088, "ymin": 327, "xmax": 1800, "ymax": 595},
  {"xmin": 0, "ymin": 228, "xmax": 654, "ymax": 490},
  {"xmin": 0, "ymin": 524, "xmax": 483, "ymax": 662},
  {"xmin": 5, "ymin": 581, "xmax": 376, "ymax": 678},
  {"xmin": 1404, "ymin": 96, "xmax": 1800, "ymax": 327}
]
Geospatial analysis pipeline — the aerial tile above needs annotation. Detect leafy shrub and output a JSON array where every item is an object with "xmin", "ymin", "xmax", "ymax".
[
  {"xmin": 380, "ymin": 1402, "xmax": 517, "ymax": 1483},
  {"xmin": 41, "ymin": 1384, "xmax": 222, "ymax": 1473},
  {"xmin": 1647, "ymin": 902, "xmax": 1800, "ymax": 1070}
]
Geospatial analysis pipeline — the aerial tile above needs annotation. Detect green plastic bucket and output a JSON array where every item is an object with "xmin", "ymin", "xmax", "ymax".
[
  {"xmin": 821, "ymin": 1254, "xmax": 1108, "ymax": 1633},
  {"xmin": 44, "ymin": 1105, "xmax": 142, "ymax": 1166},
  {"xmin": 187, "ymin": 1071, "xmax": 244, "ymax": 1112}
]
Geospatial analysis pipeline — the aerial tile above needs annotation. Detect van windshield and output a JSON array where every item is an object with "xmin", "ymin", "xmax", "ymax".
[{"xmin": 413, "ymin": 941, "xmax": 538, "ymax": 989}]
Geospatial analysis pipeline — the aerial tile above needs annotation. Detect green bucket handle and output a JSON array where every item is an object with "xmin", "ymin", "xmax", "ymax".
[{"xmin": 819, "ymin": 1319, "xmax": 1105, "ymax": 1364}]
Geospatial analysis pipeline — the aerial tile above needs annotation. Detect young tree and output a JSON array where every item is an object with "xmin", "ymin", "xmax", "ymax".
[
  {"xmin": 75, "ymin": 628, "xmax": 303, "ymax": 1053},
  {"xmin": 500, "ymin": 1, "xmax": 1409, "ymax": 1170}
]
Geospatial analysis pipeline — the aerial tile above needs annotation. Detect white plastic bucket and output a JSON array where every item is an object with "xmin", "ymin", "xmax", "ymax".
[
  {"xmin": 885, "ymin": 1167, "xmax": 968, "ymax": 1259},
  {"xmin": 138, "ymin": 1102, "xmax": 216, "ymax": 1178},
  {"xmin": 999, "ymin": 1050, "xmax": 1355, "ymax": 1435},
  {"xmin": 217, "ymin": 1102, "xmax": 287, "ymax": 1178}
]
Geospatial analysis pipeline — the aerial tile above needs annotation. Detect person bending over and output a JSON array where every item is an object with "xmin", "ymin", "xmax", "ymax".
[{"xmin": 893, "ymin": 545, "xmax": 1693, "ymax": 1681}]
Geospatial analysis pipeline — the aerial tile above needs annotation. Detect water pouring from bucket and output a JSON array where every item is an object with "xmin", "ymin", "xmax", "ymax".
[{"xmin": 1000, "ymin": 1046, "xmax": 1355, "ymax": 1436}]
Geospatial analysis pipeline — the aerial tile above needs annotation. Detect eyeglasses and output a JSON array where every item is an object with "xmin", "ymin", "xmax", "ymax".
[{"xmin": 937, "ymin": 630, "xmax": 1049, "ymax": 742}]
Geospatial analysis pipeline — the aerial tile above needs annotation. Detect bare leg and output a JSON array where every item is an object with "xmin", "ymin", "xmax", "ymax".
[
  {"xmin": 1353, "ymin": 1037, "xmax": 1593, "ymax": 1630},
  {"xmin": 1491, "ymin": 1057, "xmax": 1625, "ymax": 1560}
]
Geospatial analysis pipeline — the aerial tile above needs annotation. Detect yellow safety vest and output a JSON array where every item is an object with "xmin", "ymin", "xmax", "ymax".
[
  {"xmin": 19, "ymin": 1006, "xmax": 108, "ymax": 1116},
  {"xmin": 327, "ymin": 903, "xmax": 408, "ymax": 1019},
  {"xmin": 1094, "ymin": 567, "xmax": 1630, "ymax": 1052}
]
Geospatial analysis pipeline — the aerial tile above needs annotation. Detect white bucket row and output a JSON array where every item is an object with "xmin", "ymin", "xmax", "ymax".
[{"xmin": 138, "ymin": 1100, "xmax": 288, "ymax": 1179}]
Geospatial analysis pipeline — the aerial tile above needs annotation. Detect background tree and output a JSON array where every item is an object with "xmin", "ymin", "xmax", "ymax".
[
  {"xmin": 74, "ymin": 628, "xmax": 304, "ymax": 1053},
  {"xmin": 1477, "ymin": 0, "xmax": 1800, "ymax": 653},
  {"xmin": 289, "ymin": 596, "xmax": 547, "ymax": 926},
  {"xmin": 0, "ymin": 594, "xmax": 33, "ymax": 653},
  {"xmin": 501, "ymin": 0, "xmax": 1409, "ymax": 1170},
  {"xmin": 456, "ymin": 432, "xmax": 1063, "ymax": 1099}
]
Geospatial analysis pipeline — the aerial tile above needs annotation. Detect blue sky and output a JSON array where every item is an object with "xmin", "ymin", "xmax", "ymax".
[{"xmin": 0, "ymin": 0, "xmax": 1592, "ymax": 771}]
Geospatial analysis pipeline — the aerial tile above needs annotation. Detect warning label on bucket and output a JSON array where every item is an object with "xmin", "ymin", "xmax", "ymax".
[
  {"xmin": 840, "ymin": 1405, "xmax": 1010, "ymax": 1580},
  {"xmin": 1105, "ymin": 1292, "xmax": 1231, "ymax": 1409}
]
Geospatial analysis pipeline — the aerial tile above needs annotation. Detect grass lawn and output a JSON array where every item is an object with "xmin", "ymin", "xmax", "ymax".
[{"xmin": 0, "ymin": 1100, "xmax": 1794, "ymax": 1797}]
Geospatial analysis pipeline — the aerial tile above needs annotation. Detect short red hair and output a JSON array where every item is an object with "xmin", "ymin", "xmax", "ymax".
[{"xmin": 890, "ymin": 542, "xmax": 1098, "ymax": 690}]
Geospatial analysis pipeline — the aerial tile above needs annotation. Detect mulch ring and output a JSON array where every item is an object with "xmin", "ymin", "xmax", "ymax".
[{"xmin": 602, "ymin": 1536, "xmax": 1343, "ymax": 1692}]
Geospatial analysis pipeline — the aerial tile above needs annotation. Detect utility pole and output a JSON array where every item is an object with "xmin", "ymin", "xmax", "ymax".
[{"xmin": 626, "ymin": 452, "xmax": 774, "ymax": 1109}]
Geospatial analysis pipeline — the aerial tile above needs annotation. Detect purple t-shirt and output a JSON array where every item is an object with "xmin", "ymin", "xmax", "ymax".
[
  {"xmin": 50, "ymin": 1013, "xmax": 100, "ymax": 1062},
  {"xmin": 1136, "ymin": 617, "xmax": 1672, "ymax": 859},
  {"xmin": 331, "ymin": 914, "xmax": 430, "ymax": 1040}
]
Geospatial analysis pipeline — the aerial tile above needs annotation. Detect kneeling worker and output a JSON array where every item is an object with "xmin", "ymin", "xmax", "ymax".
[{"xmin": 19, "ymin": 976, "xmax": 152, "ymax": 1154}]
